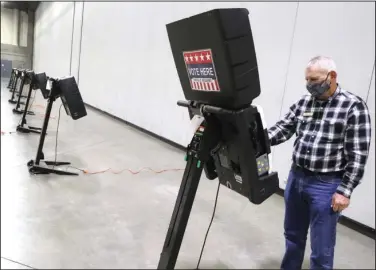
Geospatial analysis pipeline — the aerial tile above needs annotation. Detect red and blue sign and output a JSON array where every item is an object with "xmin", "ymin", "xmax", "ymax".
[{"xmin": 183, "ymin": 49, "xmax": 220, "ymax": 92}]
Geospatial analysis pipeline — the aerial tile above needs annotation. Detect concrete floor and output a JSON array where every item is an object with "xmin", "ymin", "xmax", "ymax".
[{"xmin": 1, "ymin": 80, "xmax": 375, "ymax": 269}]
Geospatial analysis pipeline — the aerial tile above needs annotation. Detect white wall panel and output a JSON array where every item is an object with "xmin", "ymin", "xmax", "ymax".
[
  {"xmin": 19, "ymin": 11, "xmax": 28, "ymax": 47},
  {"xmin": 70, "ymin": 2, "xmax": 84, "ymax": 81},
  {"xmin": 274, "ymin": 2, "xmax": 376, "ymax": 190},
  {"xmin": 344, "ymin": 68, "xmax": 375, "ymax": 228},
  {"xmin": 367, "ymin": 68, "xmax": 375, "ymax": 114},
  {"xmin": 1, "ymin": 8, "xmax": 18, "ymax": 45},
  {"xmin": 239, "ymin": 2, "xmax": 298, "ymax": 127},
  {"xmin": 33, "ymin": 2, "xmax": 74, "ymax": 78}
]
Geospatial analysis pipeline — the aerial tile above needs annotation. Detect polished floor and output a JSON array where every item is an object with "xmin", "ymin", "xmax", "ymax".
[{"xmin": 1, "ymin": 80, "xmax": 375, "ymax": 269}]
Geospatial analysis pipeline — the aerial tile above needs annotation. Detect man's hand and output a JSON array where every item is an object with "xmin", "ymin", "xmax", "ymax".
[{"xmin": 331, "ymin": 193, "xmax": 350, "ymax": 212}]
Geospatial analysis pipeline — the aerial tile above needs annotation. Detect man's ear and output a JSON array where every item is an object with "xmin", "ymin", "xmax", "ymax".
[{"xmin": 329, "ymin": 70, "xmax": 337, "ymax": 80}]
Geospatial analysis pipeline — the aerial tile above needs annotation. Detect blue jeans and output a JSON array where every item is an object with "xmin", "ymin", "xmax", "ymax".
[{"xmin": 281, "ymin": 167, "xmax": 342, "ymax": 270}]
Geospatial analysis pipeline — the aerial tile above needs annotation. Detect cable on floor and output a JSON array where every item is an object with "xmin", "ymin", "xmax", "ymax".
[
  {"xmin": 28, "ymin": 89, "xmax": 37, "ymax": 111},
  {"xmin": 38, "ymin": 105, "xmax": 184, "ymax": 175},
  {"xmin": 31, "ymin": 104, "xmax": 56, "ymax": 119},
  {"xmin": 17, "ymin": 90, "xmax": 37, "ymax": 127},
  {"xmin": 1, "ymin": 130, "xmax": 16, "ymax": 135},
  {"xmin": 53, "ymin": 104, "xmax": 64, "ymax": 169},
  {"xmin": 196, "ymin": 180, "xmax": 221, "ymax": 269},
  {"xmin": 67, "ymin": 166, "xmax": 184, "ymax": 175},
  {"xmin": 37, "ymin": 113, "xmax": 56, "ymax": 120}
]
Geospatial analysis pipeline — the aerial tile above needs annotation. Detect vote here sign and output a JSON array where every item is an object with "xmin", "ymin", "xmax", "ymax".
[{"xmin": 183, "ymin": 49, "xmax": 220, "ymax": 92}]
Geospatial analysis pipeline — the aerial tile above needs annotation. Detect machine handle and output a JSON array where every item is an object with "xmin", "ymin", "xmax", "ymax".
[
  {"xmin": 48, "ymin": 76, "xmax": 58, "ymax": 82},
  {"xmin": 177, "ymin": 100, "xmax": 190, "ymax": 107},
  {"xmin": 202, "ymin": 105, "xmax": 236, "ymax": 115},
  {"xmin": 177, "ymin": 100, "xmax": 247, "ymax": 115}
]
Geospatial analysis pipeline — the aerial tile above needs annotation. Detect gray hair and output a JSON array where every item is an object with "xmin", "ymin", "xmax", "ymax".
[{"xmin": 307, "ymin": 56, "xmax": 337, "ymax": 73}]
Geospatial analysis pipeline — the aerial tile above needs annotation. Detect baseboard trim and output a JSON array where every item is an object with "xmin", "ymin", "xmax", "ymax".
[
  {"xmin": 85, "ymin": 103, "xmax": 376, "ymax": 240},
  {"xmin": 84, "ymin": 103, "xmax": 186, "ymax": 152}
]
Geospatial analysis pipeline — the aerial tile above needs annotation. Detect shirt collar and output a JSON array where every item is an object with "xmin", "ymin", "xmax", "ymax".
[{"xmin": 328, "ymin": 84, "xmax": 341, "ymax": 101}]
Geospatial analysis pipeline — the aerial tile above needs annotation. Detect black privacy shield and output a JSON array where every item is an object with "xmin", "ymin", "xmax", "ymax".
[{"xmin": 166, "ymin": 8, "xmax": 261, "ymax": 110}]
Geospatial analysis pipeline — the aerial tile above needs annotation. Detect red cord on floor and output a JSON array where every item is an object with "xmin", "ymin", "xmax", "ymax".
[
  {"xmin": 81, "ymin": 167, "xmax": 184, "ymax": 175},
  {"xmin": 1, "ymin": 130, "xmax": 16, "ymax": 135}
]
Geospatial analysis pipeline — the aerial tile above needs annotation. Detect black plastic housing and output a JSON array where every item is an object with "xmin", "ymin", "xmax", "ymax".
[
  {"xmin": 167, "ymin": 8, "xmax": 260, "ymax": 110},
  {"xmin": 186, "ymin": 103, "xmax": 279, "ymax": 205},
  {"xmin": 34, "ymin": 72, "xmax": 50, "ymax": 98},
  {"xmin": 56, "ymin": 76, "xmax": 87, "ymax": 120}
]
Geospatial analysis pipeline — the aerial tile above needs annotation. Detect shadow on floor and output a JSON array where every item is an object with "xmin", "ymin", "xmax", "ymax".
[{"xmin": 256, "ymin": 256, "xmax": 310, "ymax": 269}]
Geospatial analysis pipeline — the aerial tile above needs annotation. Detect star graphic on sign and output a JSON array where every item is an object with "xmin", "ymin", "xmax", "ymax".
[
  {"xmin": 189, "ymin": 56, "xmax": 194, "ymax": 61},
  {"xmin": 205, "ymin": 53, "xmax": 211, "ymax": 60},
  {"xmin": 194, "ymin": 55, "xmax": 199, "ymax": 61},
  {"xmin": 200, "ymin": 54, "xmax": 205, "ymax": 61},
  {"xmin": 184, "ymin": 56, "xmax": 189, "ymax": 62}
]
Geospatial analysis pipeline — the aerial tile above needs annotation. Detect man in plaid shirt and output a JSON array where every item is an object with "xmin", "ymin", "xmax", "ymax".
[{"xmin": 268, "ymin": 56, "xmax": 372, "ymax": 270}]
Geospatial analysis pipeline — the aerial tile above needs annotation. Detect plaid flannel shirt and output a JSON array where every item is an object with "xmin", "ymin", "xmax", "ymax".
[{"xmin": 268, "ymin": 86, "xmax": 372, "ymax": 198}]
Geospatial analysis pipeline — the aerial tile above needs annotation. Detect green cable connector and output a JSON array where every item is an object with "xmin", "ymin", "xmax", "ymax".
[
  {"xmin": 197, "ymin": 160, "xmax": 201, "ymax": 168},
  {"xmin": 184, "ymin": 155, "xmax": 188, "ymax": 161}
]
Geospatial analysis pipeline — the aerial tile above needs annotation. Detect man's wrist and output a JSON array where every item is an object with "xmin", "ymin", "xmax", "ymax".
[{"xmin": 336, "ymin": 184, "xmax": 352, "ymax": 199}]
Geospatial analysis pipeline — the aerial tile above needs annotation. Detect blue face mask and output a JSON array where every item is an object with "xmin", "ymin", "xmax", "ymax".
[{"xmin": 306, "ymin": 73, "xmax": 331, "ymax": 97}]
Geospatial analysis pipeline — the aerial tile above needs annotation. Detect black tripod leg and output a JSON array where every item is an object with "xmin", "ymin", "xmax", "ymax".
[
  {"xmin": 7, "ymin": 73, "xmax": 14, "ymax": 88},
  {"xmin": 157, "ymin": 156, "xmax": 204, "ymax": 269},
  {"xmin": 9, "ymin": 77, "xmax": 19, "ymax": 101},
  {"xmin": 13, "ymin": 77, "xmax": 25, "ymax": 110},
  {"xmin": 44, "ymin": 161, "xmax": 71, "ymax": 166},
  {"xmin": 25, "ymin": 128, "xmax": 41, "ymax": 134},
  {"xmin": 28, "ymin": 165, "xmax": 79, "ymax": 176},
  {"xmin": 28, "ymin": 126, "xmax": 42, "ymax": 130},
  {"xmin": 12, "ymin": 109, "xmax": 23, "ymax": 114},
  {"xmin": 18, "ymin": 84, "xmax": 33, "ymax": 129},
  {"xmin": 17, "ymin": 84, "xmax": 43, "ymax": 135},
  {"xmin": 16, "ymin": 125, "xmax": 42, "ymax": 134}
]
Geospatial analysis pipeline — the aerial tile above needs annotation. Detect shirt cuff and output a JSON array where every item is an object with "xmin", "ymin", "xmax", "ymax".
[
  {"xmin": 267, "ymin": 130, "xmax": 276, "ymax": 146},
  {"xmin": 336, "ymin": 184, "xmax": 352, "ymax": 199}
]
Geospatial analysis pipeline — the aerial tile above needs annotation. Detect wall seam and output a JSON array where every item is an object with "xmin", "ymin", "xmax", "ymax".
[
  {"xmin": 32, "ymin": 5, "xmax": 39, "ymax": 71},
  {"xmin": 366, "ymin": 61, "xmax": 375, "ymax": 103},
  {"xmin": 69, "ymin": 2, "xmax": 76, "ymax": 75},
  {"xmin": 34, "ymin": 3, "xmax": 73, "ymax": 40},
  {"xmin": 278, "ymin": 2, "xmax": 300, "ymax": 119},
  {"xmin": 273, "ymin": 2, "xmax": 300, "ymax": 188},
  {"xmin": 77, "ymin": 2, "xmax": 85, "ymax": 85},
  {"xmin": 16, "ymin": 9, "xmax": 21, "ymax": 47},
  {"xmin": 30, "ymin": 10, "xmax": 35, "ymax": 70}
]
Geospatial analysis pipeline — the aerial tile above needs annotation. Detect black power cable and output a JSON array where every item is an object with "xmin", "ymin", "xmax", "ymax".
[
  {"xmin": 196, "ymin": 180, "xmax": 221, "ymax": 269},
  {"xmin": 53, "ymin": 104, "xmax": 64, "ymax": 169},
  {"xmin": 28, "ymin": 90, "xmax": 37, "ymax": 112}
]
